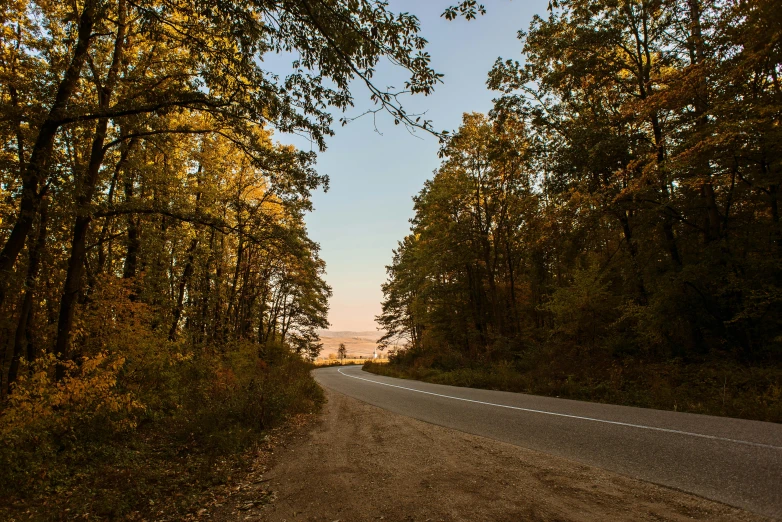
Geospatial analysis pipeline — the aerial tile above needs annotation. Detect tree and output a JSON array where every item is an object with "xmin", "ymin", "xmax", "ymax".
[
  {"xmin": 380, "ymin": 0, "xmax": 782, "ymax": 367},
  {"xmin": 1, "ymin": 0, "xmax": 471, "ymax": 387},
  {"xmin": 338, "ymin": 343, "xmax": 347, "ymax": 362}
]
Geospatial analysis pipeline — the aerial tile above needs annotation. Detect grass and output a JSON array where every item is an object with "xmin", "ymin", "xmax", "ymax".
[{"xmin": 363, "ymin": 354, "xmax": 782, "ymax": 423}]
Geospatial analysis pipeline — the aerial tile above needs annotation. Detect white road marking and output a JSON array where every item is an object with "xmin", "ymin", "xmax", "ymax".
[{"xmin": 336, "ymin": 367, "xmax": 782, "ymax": 451}]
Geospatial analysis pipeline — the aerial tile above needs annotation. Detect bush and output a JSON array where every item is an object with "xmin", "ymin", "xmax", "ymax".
[
  {"xmin": 0, "ymin": 338, "xmax": 323, "ymax": 520},
  {"xmin": 365, "ymin": 353, "xmax": 782, "ymax": 422},
  {"xmin": 0, "ymin": 352, "xmax": 144, "ymax": 499}
]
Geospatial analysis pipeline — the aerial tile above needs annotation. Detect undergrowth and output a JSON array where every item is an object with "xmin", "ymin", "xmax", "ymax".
[
  {"xmin": 0, "ymin": 341, "xmax": 323, "ymax": 520},
  {"xmin": 364, "ymin": 350, "xmax": 782, "ymax": 422}
]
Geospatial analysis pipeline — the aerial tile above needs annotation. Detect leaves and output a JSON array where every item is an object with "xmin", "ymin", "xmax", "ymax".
[
  {"xmin": 442, "ymin": 1, "xmax": 487, "ymax": 21},
  {"xmin": 382, "ymin": 0, "xmax": 782, "ymax": 368}
]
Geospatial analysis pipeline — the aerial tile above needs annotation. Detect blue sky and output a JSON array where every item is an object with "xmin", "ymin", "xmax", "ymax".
[{"xmin": 281, "ymin": 0, "xmax": 549, "ymax": 331}]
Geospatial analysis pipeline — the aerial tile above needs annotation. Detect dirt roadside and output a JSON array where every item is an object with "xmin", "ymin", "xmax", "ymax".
[{"xmin": 210, "ymin": 387, "xmax": 764, "ymax": 522}]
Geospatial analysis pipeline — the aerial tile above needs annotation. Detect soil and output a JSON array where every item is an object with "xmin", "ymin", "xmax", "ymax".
[{"xmin": 208, "ymin": 388, "xmax": 764, "ymax": 522}]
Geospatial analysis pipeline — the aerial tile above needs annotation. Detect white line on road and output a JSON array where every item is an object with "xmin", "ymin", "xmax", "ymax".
[{"xmin": 336, "ymin": 367, "xmax": 782, "ymax": 451}]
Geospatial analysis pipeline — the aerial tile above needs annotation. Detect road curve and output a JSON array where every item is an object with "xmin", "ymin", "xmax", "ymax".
[{"xmin": 313, "ymin": 365, "xmax": 782, "ymax": 519}]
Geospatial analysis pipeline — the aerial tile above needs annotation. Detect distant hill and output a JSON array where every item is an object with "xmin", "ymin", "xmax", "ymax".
[
  {"xmin": 317, "ymin": 330, "xmax": 383, "ymax": 341},
  {"xmin": 316, "ymin": 330, "xmax": 385, "ymax": 359}
]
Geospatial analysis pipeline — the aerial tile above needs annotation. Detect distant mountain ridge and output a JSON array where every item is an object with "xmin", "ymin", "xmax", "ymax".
[
  {"xmin": 316, "ymin": 330, "xmax": 386, "ymax": 358},
  {"xmin": 318, "ymin": 330, "xmax": 383, "ymax": 341}
]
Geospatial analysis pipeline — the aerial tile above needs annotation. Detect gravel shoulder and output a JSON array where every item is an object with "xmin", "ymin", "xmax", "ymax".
[{"xmin": 213, "ymin": 387, "xmax": 764, "ymax": 522}]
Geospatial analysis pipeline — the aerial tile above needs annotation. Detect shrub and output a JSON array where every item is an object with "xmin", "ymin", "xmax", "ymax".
[
  {"xmin": 0, "ymin": 337, "xmax": 323, "ymax": 518},
  {"xmin": 0, "ymin": 352, "xmax": 143, "ymax": 499}
]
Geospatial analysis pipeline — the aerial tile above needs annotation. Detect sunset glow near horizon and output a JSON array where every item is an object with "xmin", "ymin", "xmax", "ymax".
[{"xmin": 282, "ymin": 1, "xmax": 548, "ymax": 332}]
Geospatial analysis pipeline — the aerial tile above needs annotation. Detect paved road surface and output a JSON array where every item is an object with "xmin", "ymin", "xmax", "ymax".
[{"xmin": 314, "ymin": 365, "xmax": 782, "ymax": 519}]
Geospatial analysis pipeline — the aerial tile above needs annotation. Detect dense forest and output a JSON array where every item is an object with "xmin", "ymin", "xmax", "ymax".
[
  {"xmin": 374, "ymin": 0, "xmax": 782, "ymax": 420},
  {"xmin": 0, "ymin": 0, "xmax": 477, "ymax": 517}
]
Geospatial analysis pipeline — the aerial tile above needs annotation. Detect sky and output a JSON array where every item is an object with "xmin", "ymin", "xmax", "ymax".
[{"xmin": 278, "ymin": 0, "xmax": 549, "ymax": 332}]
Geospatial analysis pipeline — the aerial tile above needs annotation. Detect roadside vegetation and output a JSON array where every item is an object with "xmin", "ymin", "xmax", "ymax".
[
  {"xmin": 0, "ymin": 0, "xmax": 484, "ymax": 518},
  {"xmin": 364, "ymin": 356, "xmax": 781, "ymax": 421},
  {"xmin": 373, "ymin": 0, "xmax": 782, "ymax": 423},
  {"xmin": 1, "ymin": 343, "xmax": 321, "ymax": 519}
]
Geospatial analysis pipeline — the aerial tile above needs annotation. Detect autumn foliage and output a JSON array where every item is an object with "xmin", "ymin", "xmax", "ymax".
[
  {"xmin": 376, "ymin": 0, "xmax": 782, "ymax": 420},
  {"xmin": 0, "ymin": 0, "xmax": 455, "ymax": 517}
]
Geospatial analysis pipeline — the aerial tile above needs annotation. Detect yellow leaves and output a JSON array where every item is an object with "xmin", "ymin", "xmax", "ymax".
[
  {"xmin": 1, "ymin": 352, "xmax": 144, "ymax": 443},
  {"xmin": 173, "ymin": 351, "xmax": 195, "ymax": 362},
  {"xmin": 244, "ymin": 181, "xmax": 271, "ymax": 204}
]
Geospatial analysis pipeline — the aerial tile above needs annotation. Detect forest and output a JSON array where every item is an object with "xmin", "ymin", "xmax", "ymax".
[
  {"xmin": 373, "ymin": 0, "xmax": 782, "ymax": 421},
  {"xmin": 0, "ymin": 0, "xmax": 472, "ymax": 518},
  {"xmin": 2, "ymin": 0, "xmax": 780, "ymax": 517}
]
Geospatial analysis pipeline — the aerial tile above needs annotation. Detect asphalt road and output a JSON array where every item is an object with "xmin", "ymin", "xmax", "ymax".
[{"xmin": 314, "ymin": 365, "xmax": 782, "ymax": 519}]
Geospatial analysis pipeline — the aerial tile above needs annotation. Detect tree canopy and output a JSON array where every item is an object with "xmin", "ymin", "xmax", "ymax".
[
  {"xmin": 0, "ymin": 1, "xmax": 485, "ymax": 514},
  {"xmin": 379, "ymin": 0, "xmax": 782, "ymax": 367},
  {"xmin": 0, "ymin": 0, "xmax": 482, "ymax": 391}
]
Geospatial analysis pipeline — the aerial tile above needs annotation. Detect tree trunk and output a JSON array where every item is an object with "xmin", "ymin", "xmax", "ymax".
[
  {"xmin": 618, "ymin": 211, "xmax": 648, "ymax": 305},
  {"xmin": 0, "ymin": 0, "xmax": 96, "ymax": 309},
  {"xmin": 169, "ymin": 237, "xmax": 199, "ymax": 341},
  {"xmin": 650, "ymin": 114, "xmax": 683, "ymax": 267},
  {"xmin": 686, "ymin": 0, "xmax": 722, "ymax": 243},
  {"xmin": 54, "ymin": 1, "xmax": 125, "ymax": 379},
  {"xmin": 6, "ymin": 199, "xmax": 48, "ymax": 392}
]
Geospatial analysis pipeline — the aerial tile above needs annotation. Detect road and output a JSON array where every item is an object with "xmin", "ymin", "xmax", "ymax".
[{"xmin": 314, "ymin": 365, "xmax": 782, "ymax": 519}]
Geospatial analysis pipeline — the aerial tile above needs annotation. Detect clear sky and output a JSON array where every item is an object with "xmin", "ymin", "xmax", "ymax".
[{"xmin": 281, "ymin": 1, "xmax": 549, "ymax": 331}]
